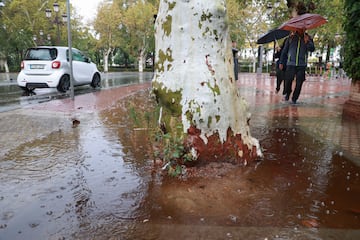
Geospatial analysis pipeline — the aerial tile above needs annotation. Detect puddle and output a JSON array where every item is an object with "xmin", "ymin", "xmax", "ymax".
[
  {"xmin": 0, "ymin": 89, "xmax": 359, "ymax": 239},
  {"xmin": 141, "ymin": 125, "xmax": 360, "ymax": 228}
]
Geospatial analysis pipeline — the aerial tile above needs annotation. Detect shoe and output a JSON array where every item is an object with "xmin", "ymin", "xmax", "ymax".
[
  {"xmin": 291, "ymin": 100, "xmax": 297, "ymax": 104},
  {"xmin": 283, "ymin": 96, "xmax": 289, "ymax": 101}
]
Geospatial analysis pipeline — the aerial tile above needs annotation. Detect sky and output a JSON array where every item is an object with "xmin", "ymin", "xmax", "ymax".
[{"xmin": 71, "ymin": 0, "xmax": 100, "ymax": 23}]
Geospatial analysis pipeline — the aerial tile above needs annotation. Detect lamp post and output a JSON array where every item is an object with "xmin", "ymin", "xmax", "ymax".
[
  {"xmin": 45, "ymin": 2, "xmax": 67, "ymax": 45},
  {"xmin": 33, "ymin": 30, "xmax": 51, "ymax": 46},
  {"xmin": 65, "ymin": 0, "xmax": 74, "ymax": 100},
  {"xmin": 268, "ymin": 1, "xmax": 280, "ymax": 76}
]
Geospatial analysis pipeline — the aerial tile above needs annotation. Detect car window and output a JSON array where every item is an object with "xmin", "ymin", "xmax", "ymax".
[
  {"xmin": 24, "ymin": 48, "xmax": 57, "ymax": 61},
  {"xmin": 68, "ymin": 49, "xmax": 88, "ymax": 62}
]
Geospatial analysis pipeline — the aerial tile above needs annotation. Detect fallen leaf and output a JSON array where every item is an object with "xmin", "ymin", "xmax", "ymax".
[{"xmin": 302, "ymin": 219, "xmax": 319, "ymax": 228}]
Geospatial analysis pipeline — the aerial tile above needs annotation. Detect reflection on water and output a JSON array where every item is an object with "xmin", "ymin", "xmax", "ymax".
[
  {"xmin": 0, "ymin": 72, "xmax": 154, "ymax": 113},
  {"xmin": 0, "ymin": 90, "xmax": 359, "ymax": 239},
  {"xmin": 131, "ymin": 122, "xmax": 360, "ymax": 239},
  {"xmin": 0, "ymin": 109, "xmax": 151, "ymax": 239}
]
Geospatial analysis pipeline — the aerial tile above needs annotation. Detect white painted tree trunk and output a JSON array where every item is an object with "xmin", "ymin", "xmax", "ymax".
[
  {"xmin": 138, "ymin": 48, "xmax": 145, "ymax": 73},
  {"xmin": 0, "ymin": 58, "xmax": 9, "ymax": 73},
  {"xmin": 103, "ymin": 48, "xmax": 111, "ymax": 72},
  {"xmin": 152, "ymin": 0, "xmax": 262, "ymax": 162}
]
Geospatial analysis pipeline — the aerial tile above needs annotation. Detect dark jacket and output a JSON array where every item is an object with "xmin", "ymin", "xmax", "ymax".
[
  {"xmin": 280, "ymin": 33, "xmax": 315, "ymax": 67},
  {"xmin": 275, "ymin": 38, "xmax": 288, "ymax": 70}
]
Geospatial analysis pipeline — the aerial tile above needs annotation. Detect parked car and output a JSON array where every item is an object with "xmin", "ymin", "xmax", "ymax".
[{"xmin": 17, "ymin": 46, "xmax": 101, "ymax": 92}]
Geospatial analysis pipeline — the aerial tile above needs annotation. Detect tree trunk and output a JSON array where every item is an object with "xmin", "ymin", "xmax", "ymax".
[
  {"xmin": 0, "ymin": 58, "xmax": 9, "ymax": 73},
  {"xmin": 103, "ymin": 48, "xmax": 111, "ymax": 72},
  {"xmin": 152, "ymin": 0, "xmax": 262, "ymax": 164},
  {"xmin": 4, "ymin": 60, "xmax": 9, "ymax": 73},
  {"xmin": 138, "ymin": 48, "xmax": 145, "ymax": 73}
]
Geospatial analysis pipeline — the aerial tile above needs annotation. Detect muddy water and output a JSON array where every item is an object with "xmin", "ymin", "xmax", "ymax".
[
  {"xmin": 0, "ymin": 107, "xmax": 153, "ymax": 239},
  {"xmin": 135, "ymin": 122, "xmax": 360, "ymax": 239},
  {"xmin": 1, "ymin": 92, "xmax": 360, "ymax": 239}
]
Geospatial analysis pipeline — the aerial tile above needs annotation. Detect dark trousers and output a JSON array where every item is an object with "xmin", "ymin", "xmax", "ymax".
[
  {"xmin": 234, "ymin": 59, "xmax": 239, "ymax": 81},
  {"xmin": 276, "ymin": 68, "xmax": 286, "ymax": 95},
  {"xmin": 284, "ymin": 65, "xmax": 306, "ymax": 102}
]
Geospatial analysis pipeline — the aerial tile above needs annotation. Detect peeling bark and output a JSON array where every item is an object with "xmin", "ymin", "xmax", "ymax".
[{"xmin": 152, "ymin": 0, "xmax": 262, "ymax": 164}]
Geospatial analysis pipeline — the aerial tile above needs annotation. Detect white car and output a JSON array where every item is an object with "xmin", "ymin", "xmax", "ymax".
[{"xmin": 17, "ymin": 46, "xmax": 101, "ymax": 92}]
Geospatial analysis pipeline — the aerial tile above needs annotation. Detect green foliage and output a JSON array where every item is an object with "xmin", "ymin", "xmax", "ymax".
[
  {"xmin": 227, "ymin": 0, "xmax": 345, "ymax": 65},
  {"xmin": 227, "ymin": 0, "xmax": 290, "ymax": 58},
  {"xmin": 308, "ymin": 0, "xmax": 345, "ymax": 58},
  {"xmin": 127, "ymin": 98, "xmax": 192, "ymax": 177},
  {"xmin": 92, "ymin": 0, "xmax": 157, "ymax": 71},
  {"xmin": 156, "ymin": 129, "xmax": 193, "ymax": 177},
  {"xmin": 121, "ymin": 1, "xmax": 156, "ymax": 60},
  {"xmin": 0, "ymin": 0, "xmax": 346, "ymax": 74},
  {"xmin": 0, "ymin": 0, "xmax": 97, "ymax": 71},
  {"xmin": 343, "ymin": 0, "xmax": 360, "ymax": 81},
  {"xmin": 129, "ymin": 107, "xmax": 141, "ymax": 126},
  {"xmin": 161, "ymin": 130, "xmax": 192, "ymax": 163}
]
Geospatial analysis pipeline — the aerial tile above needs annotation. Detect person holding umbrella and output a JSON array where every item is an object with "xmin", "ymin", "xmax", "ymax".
[
  {"xmin": 277, "ymin": 10, "xmax": 327, "ymax": 104},
  {"xmin": 275, "ymin": 39, "xmax": 287, "ymax": 95},
  {"xmin": 279, "ymin": 30, "xmax": 315, "ymax": 104}
]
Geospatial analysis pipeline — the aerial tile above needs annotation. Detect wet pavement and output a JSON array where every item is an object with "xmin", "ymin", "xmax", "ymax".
[
  {"xmin": 0, "ymin": 73, "xmax": 359, "ymax": 239},
  {"xmin": 238, "ymin": 73, "xmax": 360, "ymax": 164},
  {"xmin": 0, "ymin": 72, "xmax": 153, "ymax": 113}
]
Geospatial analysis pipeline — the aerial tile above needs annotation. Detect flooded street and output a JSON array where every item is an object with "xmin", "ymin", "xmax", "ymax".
[
  {"xmin": 0, "ymin": 72, "xmax": 153, "ymax": 113},
  {"xmin": 0, "ymin": 73, "xmax": 359, "ymax": 239}
]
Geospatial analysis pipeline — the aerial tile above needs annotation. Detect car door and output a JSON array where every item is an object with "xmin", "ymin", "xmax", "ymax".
[{"xmin": 70, "ymin": 49, "xmax": 92, "ymax": 85}]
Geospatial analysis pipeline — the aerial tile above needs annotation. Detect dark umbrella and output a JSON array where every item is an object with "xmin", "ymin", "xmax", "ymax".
[
  {"xmin": 278, "ymin": 13, "xmax": 327, "ymax": 32},
  {"xmin": 256, "ymin": 29, "xmax": 290, "ymax": 44}
]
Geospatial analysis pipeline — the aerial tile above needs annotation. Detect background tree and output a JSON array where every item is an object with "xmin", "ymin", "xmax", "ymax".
[
  {"xmin": 343, "ymin": 0, "xmax": 359, "ymax": 81},
  {"xmin": 283, "ymin": 0, "xmax": 344, "ymax": 61},
  {"xmin": 342, "ymin": 0, "xmax": 360, "ymax": 118},
  {"xmin": 121, "ymin": 1, "xmax": 156, "ymax": 72},
  {"xmin": 152, "ymin": 0, "xmax": 262, "ymax": 169},
  {"xmin": 309, "ymin": 0, "xmax": 345, "ymax": 63},
  {"xmin": 229, "ymin": 0, "xmax": 290, "ymax": 72},
  {"xmin": 93, "ymin": 1, "xmax": 122, "ymax": 72},
  {"xmin": 0, "ymin": 0, "xmax": 46, "ymax": 71},
  {"xmin": 0, "ymin": 0, "xmax": 92, "ymax": 72},
  {"xmin": 71, "ymin": 26, "xmax": 99, "ymax": 66}
]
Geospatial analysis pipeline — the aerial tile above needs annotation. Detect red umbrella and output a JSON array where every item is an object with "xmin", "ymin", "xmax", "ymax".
[{"xmin": 279, "ymin": 13, "xmax": 327, "ymax": 32}]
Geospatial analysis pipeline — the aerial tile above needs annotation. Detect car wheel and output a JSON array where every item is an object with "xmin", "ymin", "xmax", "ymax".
[
  {"xmin": 90, "ymin": 73, "xmax": 101, "ymax": 88},
  {"xmin": 57, "ymin": 75, "xmax": 70, "ymax": 92},
  {"xmin": 19, "ymin": 86, "xmax": 35, "ymax": 92},
  {"xmin": 19, "ymin": 86, "xmax": 28, "ymax": 91}
]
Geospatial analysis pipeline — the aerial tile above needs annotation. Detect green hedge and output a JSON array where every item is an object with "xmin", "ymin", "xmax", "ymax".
[{"xmin": 343, "ymin": 0, "xmax": 360, "ymax": 81}]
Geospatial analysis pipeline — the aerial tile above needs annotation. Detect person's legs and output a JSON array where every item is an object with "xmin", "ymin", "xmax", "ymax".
[
  {"xmin": 280, "ymin": 70, "xmax": 286, "ymax": 95},
  {"xmin": 276, "ymin": 68, "xmax": 281, "ymax": 92},
  {"xmin": 234, "ymin": 61, "xmax": 239, "ymax": 81},
  {"xmin": 284, "ymin": 66, "xmax": 295, "ymax": 101},
  {"xmin": 291, "ymin": 66, "xmax": 306, "ymax": 103}
]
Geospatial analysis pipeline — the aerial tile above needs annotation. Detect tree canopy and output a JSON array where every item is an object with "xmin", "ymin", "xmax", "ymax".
[
  {"xmin": 0, "ymin": 0, "xmax": 348, "ymax": 73},
  {"xmin": 343, "ymin": 0, "xmax": 360, "ymax": 81}
]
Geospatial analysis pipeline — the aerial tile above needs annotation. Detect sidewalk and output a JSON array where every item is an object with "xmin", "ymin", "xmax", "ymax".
[
  {"xmin": 0, "ymin": 73, "xmax": 359, "ymax": 239},
  {"xmin": 237, "ymin": 73, "xmax": 359, "ymax": 165},
  {"xmin": 0, "ymin": 82, "xmax": 151, "ymax": 158},
  {"xmin": 0, "ymin": 73, "xmax": 359, "ymax": 164}
]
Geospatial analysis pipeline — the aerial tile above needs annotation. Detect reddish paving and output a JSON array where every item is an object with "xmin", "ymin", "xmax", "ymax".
[
  {"xmin": 27, "ymin": 73, "xmax": 359, "ymax": 161},
  {"xmin": 30, "ymin": 82, "xmax": 152, "ymax": 112},
  {"xmin": 237, "ymin": 73, "xmax": 359, "ymax": 161}
]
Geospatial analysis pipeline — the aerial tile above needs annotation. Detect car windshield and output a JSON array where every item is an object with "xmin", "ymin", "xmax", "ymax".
[{"xmin": 24, "ymin": 48, "xmax": 58, "ymax": 61}]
